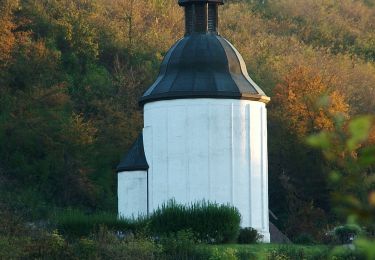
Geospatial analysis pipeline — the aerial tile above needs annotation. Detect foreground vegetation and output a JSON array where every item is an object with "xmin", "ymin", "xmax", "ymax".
[
  {"xmin": 2, "ymin": 198, "xmax": 374, "ymax": 259},
  {"xmin": 0, "ymin": 202, "xmax": 355, "ymax": 260},
  {"xmin": 54, "ymin": 201, "xmax": 241, "ymax": 244},
  {"xmin": 0, "ymin": 229, "xmax": 332, "ymax": 259},
  {"xmin": 0, "ymin": 209, "xmax": 369, "ymax": 259},
  {"xmin": 0, "ymin": 0, "xmax": 374, "ymax": 252}
]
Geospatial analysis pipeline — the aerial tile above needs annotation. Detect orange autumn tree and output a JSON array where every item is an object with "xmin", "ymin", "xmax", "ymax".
[
  {"xmin": 0, "ymin": 0, "xmax": 17, "ymax": 68},
  {"xmin": 272, "ymin": 66, "xmax": 350, "ymax": 138}
]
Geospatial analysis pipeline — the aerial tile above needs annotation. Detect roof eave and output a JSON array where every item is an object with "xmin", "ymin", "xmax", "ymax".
[
  {"xmin": 117, "ymin": 166, "xmax": 149, "ymax": 173},
  {"xmin": 139, "ymin": 94, "xmax": 271, "ymax": 107},
  {"xmin": 178, "ymin": 0, "xmax": 224, "ymax": 6}
]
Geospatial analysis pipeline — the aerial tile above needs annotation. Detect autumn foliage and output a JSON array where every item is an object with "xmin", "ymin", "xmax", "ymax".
[
  {"xmin": 0, "ymin": 0, "xmax": 374, "ymax": 242},
  {"xmin": 0, "ymin": 1, "xmax": 16, "ymax": 67},
  {"xmin": 272, "ymin": 66, "xmax": 350, "ymax": 138}
]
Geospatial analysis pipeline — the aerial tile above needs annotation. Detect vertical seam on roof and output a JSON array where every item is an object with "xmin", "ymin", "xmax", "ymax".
[
  {"xmin": 221, "ymin": 38, "xmax": 266, "ymax": 95},
  {"xmin": 206, "ymin": 34, "xmax": 217, "ymax": 92},
  {"xmin": 214, "ymin": 35, "xmax": 240, "ymax": 93},
  {"xmin": 169, "ymin": 35, "xmax": 195, "ymax": 92}
]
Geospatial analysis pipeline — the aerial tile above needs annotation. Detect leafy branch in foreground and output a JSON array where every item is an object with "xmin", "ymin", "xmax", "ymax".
[{"xmin": 307, "ymin": 115, "xmax": 375, "ymax": 258}]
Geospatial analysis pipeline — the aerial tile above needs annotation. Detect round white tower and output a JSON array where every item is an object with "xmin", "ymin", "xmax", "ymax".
[{"xmin": 118, "ymin": 0, "xmax": 271, "ymax": 242}]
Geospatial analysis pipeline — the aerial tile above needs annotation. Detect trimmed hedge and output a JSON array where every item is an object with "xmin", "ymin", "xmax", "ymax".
[
  {"xmin": 148, "ymin": 200, "xmax": 241, "ymax": 243},
  {"xmin": 54, "ymin": 210, "xmax": 146, "ymax": 237}
]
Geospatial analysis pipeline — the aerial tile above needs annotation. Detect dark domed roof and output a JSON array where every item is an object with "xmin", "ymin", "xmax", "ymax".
[
  {"xmin": 139, "ymin": 34, "xmax": 269, "ymax": 105},
  {"xmin": 139, "ymin": 0, "xmax": 269, "ymax": 106}
]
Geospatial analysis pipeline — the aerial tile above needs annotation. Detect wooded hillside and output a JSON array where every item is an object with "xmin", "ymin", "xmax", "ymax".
[{"xmin": 1, "ymin": 0, "xmax": 374, "ymax": 241}]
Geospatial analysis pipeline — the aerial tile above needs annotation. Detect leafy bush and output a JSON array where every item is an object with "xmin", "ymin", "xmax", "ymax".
[
  {"xmin": 330, "ymin": 245, "xmax": 367, "ymax": 260},
  {"xmin": 210, "ymin": 247, "xmax": 238, "ymax": 260},
  {"xmin": 99, "ymin": 237, "xmax": 161, "ymax": 260},
  {"xmin": 188, "ymin": 245, "xmax": 261, "ymax": 260},
  {"xmin": 237, "ymin": 227, "xmax": 263, "ymax": 244},
  {"xmin": 293, "ymin": 233, "xmax": 316, "ymax": 245},
  {"xmin": 54, "ymin": 209, "xmax": 146, "ymax": 237},
  {"xmin": 73, "ymin": 238, "xmax": 98, "ymax": 259},
  {"xmin": 148, "ymin": 200, "xmax": 241, "ymax": 243},
  {"xmin": 235, "ymin": 249, "xmax": 258, "ymax": 260},
  {"xmin": 321, "ymin": 228, "xmax": 340, "ymax": 245},
  {"xmin": 0, "ymin": 206, "xmax": 73, "ymax": 259},
  {"xmin": 70, "ymin": 226, "xmax": 161, "ymax": 259},
  {"xmin": 159, "ymin": 229, "xmax": 198, "ymax": 259},
  {"xmin": 266, "ymin": 245, "xmax": 331, "ymax": 260},
  {"xmin": 334, "ymin": 224, "xmax": 362, "ymax": 244},
  {"xmin": 0, "ymin": 236, "xmax": 29, "ymax": 259},
  {"xmin": 20, "ymin": 230, "xmax": 75, "ymax": 259},
  {"xmin": 267, "ymin": 246, "xmax": 309, "ymax": 260}
]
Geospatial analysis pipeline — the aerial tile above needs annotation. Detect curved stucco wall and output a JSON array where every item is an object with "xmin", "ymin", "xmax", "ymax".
[{"xmin": 143, "ymin": 98, "xmax": 269, "ymax": 241}]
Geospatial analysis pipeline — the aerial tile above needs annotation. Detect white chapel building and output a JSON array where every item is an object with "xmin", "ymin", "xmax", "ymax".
[{"xmin": 117, "ymin": 0, "xmax": 271, "ymax": 242}]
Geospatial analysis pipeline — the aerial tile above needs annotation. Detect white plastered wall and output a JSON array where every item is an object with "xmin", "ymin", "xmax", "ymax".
[
  {"xmin": 118, "ymin": 171, "xmax": 147, "ymax": 219},
  {"xmin": 143, "ymin": 98, "xmax": 270, "ymax": 242}
]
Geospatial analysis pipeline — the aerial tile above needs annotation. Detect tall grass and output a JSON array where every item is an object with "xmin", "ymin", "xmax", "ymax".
[
  {"xmin": 149, "ymin": 200, "xmax": 241, "ymax": 243},
  {"xmin": 54, "ymin": 201, "xmax": 241, "ymax": 243},
  {"xmin": 54, "ymin": 209, "xmax": 146, "ymax": 237}
]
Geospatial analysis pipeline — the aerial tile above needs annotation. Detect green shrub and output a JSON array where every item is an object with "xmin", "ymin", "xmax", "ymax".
[
  {"xmin": 210, "ymin": 247, "xmax": 238, "ymax": 260},
  {"xmin": 148, "ymin": 200, "xmax": 241, "ymax": 243},
  {"xmin": 293, "ymin": 233, "xmax": 316, "ymax": 245},
  {"xmin": 330, "ymin": 245, "xmax": 367, "ymax": 260},
  {"xmin": 0, "ymin": 236, "xmax": 29, "ymax": 259},
  {"xmin": 73, "ymin": 238, "xmax": 98, "ymax": 259},
  {"xmin": 159, "ymin": 229, "xmax": 198, "ymax": 259},
  {"xmin": 22, "ymin": 230, "xmax": 74, "ymax": 259},
  {"xmin": 99, "ymin": 237, "xmax": 161, "ymax": 260},
  {"xmin": 267, "ymin": 245, "xmax": 330, "ymax": 260},
  {"xmin": 54, "ymin": 209, "xmax": 145, "ymax": 237},
  {"xmin": 81, "ymin": 226, "xmax": 162, "ymax": 259},
  {"xmin": 237, "ymin": 227, "xmax": 263, "ymax": 244},
  {"xmin": 334, "ymin": 224, "xmax": 362, "ymax": 244},
  {"xmin": 236, "ymin": 249, "xmax": 258, "ymax": 260},
  {"xmin": 188, "ymin": 245, "xmax": 259, "ymax": 260},
  {"xmin": 267, "ymin": 246, "xmax": 306, "ymax": 260},
  {"xmin": 321, "ymin": 229, "xmax": 340, "ymax": 245}
]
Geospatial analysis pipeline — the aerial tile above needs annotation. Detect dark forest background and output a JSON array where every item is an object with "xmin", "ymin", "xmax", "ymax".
[{"xmin": 1, "ymin": 0, "xmax": 374, "ymax": 241}]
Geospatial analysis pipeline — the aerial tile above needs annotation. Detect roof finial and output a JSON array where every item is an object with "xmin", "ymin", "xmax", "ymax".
[{"xmin": 178, "ymin": 0, "xmax": 224, "ymax": 35}]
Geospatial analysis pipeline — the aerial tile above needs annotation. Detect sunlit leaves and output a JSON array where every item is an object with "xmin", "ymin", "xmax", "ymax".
[
  {"xmin": 272, "ymin": 66, "xmax": 350, "ymax": 138},
  {"xmin": 306, "ymin": 131, "xmax": 331, "ymax": 149},
  {"xmin": 355, "ymin": 238, "xmax": 375, "ymax": 260},
  {"xmin": 307, "ymin": 115, "xmax": 375, "ymax": 236},
  {"xmin": 0, "ymin": 2, "xmax": 16, "ymax": 68},
  {"xmin": 62, "ymin": 113, "xmax": 97, "ymax": 146},
  {"xmin": 369, "ymin": 192, "xmax": 375, "ymax": 207},
  {"xmin": 347, "ymin": 116, "xmax": 374, "ymax": 150},
  {"xmin": 329, "ymin": 171, "xmax": 342, "ymax": 183},
  {"xmin": 358, "ymin": 146, "xmax": 375, "ymax": 167}
]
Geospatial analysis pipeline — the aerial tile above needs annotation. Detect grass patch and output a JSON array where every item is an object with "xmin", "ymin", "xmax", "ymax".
[{"xmin": 205, "ymin": 244, "xmax": 331, "ymax": 259}]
